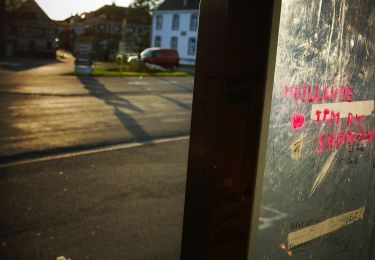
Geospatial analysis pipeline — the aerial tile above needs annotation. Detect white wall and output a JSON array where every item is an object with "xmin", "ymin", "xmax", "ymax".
[{"xmin": 152, "ymin": 10, "xmax": 199, "ymax": 65}]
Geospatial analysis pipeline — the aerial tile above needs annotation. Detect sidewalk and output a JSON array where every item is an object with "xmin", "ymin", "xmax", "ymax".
[{"xmin": 0, "ymin": 139, "xmax": 189, "ymax": 260}]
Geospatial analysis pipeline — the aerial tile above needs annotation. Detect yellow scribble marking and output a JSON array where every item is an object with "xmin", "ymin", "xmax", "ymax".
[{"xmin": 291, "ymin": 138, "xmax": 303, "ymax": 160}]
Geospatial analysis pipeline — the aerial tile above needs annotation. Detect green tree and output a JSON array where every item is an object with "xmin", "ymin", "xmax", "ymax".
[{"xmin": 129, "ymin": 0, "xmax": 161, "ymax": 13}]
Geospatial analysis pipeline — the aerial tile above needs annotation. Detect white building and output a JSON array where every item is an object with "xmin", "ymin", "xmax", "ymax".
[{"xmin": 151, "ymin": 0, "xmax": 199, "ymax": 65}]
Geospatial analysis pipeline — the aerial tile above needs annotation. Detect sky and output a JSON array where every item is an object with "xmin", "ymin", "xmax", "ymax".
[{"xmin": 35, "ymin": 0, "xmax": 134, "ymax": 20}]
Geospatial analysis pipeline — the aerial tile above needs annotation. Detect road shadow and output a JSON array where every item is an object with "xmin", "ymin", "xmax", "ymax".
[
  {"xmin": 77, "ymin": 76, "xmax": 152, "ymax": 142},
  {"xmin": 0, "ymin": 57, "xmax": 61, "ymax": 72},
  {"xmin": 131, "ymin": 78, "xmax": 192, "ymax": 111},
  {"xmin": 155, "ymin": 94, "xmax": 192, "ymax": 111},
  {"xmin": 156, "ymin": 77, "xmax": 193, "ymax": 92}
]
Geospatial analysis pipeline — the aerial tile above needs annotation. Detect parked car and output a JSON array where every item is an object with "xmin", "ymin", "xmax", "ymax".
[
  {"xmin": 127, "ymin": 48, "xmax": 180, "ymax": 68},
  {"xmin": 116, "ymin": 52, "xmax": 137, "ymax": 64}
]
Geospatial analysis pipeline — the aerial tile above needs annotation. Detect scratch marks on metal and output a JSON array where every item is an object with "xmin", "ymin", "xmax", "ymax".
[
  {"xmin": 310, "ymin": 100, "xmax": 374, "ymax": 121},
  {"xmin": 326, "ymin": 0, "xmax": 336, "ymax": 67},
  {"xmin": 316, "ymin": 0, "xmax": 323, "ymax": 29},
  {"xmin": 287, "ymin": 206, "xmax": 365, "ymax": 249},
  {"xmin": 337, "ymin": 0, "xmax": 347, "ymax": 79},
  {"xmin": 310, "ymin": 150, "xmax": 338, "ymax": 197},
  {"xmin": 258, "ymin": 206, "xmax": 288, "ymax": 231}
]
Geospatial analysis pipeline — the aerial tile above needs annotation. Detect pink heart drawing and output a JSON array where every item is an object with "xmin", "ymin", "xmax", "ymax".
[{"xmin": 291, "ymin": 113, "xmax": 305, "ymax": 130}]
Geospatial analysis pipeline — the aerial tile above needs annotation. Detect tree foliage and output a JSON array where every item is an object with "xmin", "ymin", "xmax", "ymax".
[
  {"xmin": 4, "ymin": 0, "xmax": 26, "ymax": 11},
  {"xmin": 129, "ymin": 0, "xmax": 161, "ymax": 13}
]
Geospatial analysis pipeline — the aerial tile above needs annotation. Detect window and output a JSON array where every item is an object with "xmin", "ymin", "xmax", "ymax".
[
  {"xmin": 98, "ymin": 24, "xmax": 105, "ymax": 31},
  {"xmin": 141, "ymin": 48, "xmax": 153, "ymax": 58},
  {"xmin": 155, "ymin": 36, "xmax": 161, "ymax": 47},
  {"xmin": 170, "ymin": 37, "xmax": 178, "ymax": 50},
  {"xmin": 156, "ymin": 15, "xmax": 163, "ymax": 30},
  {"xmin": 172, "ymin": 14, "xmax": 179, "ymax": 30},
  {"xmin": 188, "ymin": 37, "xmax": 196, "ymax": 56},
  {"xmin": 190, "ymin": 14, "xmax": 198, "ymax": 31}
]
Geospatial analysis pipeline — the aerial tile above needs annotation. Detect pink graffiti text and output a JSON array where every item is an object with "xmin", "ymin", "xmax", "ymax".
[
  {"xmin": 284, "ymin": 84, "xmax": 353, "ymax": 103},
  {"xmin": 316, "ymin": 129, "xmax": 375, "ymax": 153},
  {"xmin": 313, "ymin": 110, "xmax": 366, "ymax": 126}
]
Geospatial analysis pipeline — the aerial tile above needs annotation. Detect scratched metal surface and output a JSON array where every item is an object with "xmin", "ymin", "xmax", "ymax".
[{"xmin": 255, "ymin": 0, "xmax": 375, "ymax": 259}]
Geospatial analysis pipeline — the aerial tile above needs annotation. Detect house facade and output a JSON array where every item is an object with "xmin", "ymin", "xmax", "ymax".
[
  {"xmin": 2, "ymin": 0, "xmax": 58, "ymax": 57},
  {"xmin": 152, "ymin": 0, "xmax": 199, "ymax": 65},
  {"xmin": 87, "ymin": 5, "xmax": 151, "ymax": 61},
  {"xmin": 60, "ymin": 4, "xmax": 151, "ymax": 61}
]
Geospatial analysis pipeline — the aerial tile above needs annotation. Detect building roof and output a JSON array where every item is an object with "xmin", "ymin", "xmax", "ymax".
[
  {"xmin": 8, "ymin": 0, "xmax": 56, "ymax": 25},
  {"xmin": 93, "ymin": 4, "xmax": 150, "ymax": 20},
  {"xmin": 157, "ymin": 0, "xmax": 200, "ymax": 11},
  {"xmin": 63, "ymin": 4, "xmax": 151, "ymax": 25}
]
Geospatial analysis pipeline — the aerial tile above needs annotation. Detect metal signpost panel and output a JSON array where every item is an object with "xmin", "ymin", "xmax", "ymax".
[{"xmin": 252, "ymin": 0, "xmax": 375, "ymax": 259}]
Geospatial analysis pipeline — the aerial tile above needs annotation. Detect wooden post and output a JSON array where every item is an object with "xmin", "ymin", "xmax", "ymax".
[{"xmin": 181, "ymin": 0, "xmax": 280, "ymax": 259}]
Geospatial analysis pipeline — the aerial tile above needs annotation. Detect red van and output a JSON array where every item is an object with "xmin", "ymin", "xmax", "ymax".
[{"xmin": 128, "ymin": 48, "xmax": 180, "ymax": 68}]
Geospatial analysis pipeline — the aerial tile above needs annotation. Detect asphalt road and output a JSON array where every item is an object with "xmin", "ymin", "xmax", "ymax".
[
  {"xmin": 0, "ymin": 138, "xmax": 189, "ymax": 260},
  {"xmin": 0, "ymin": 57, "xmax": 193, "ymax": 163},
  {"xmin": 0, "ymin": 56, "xmax": 193, "ymax": 259},
  {"xmin": 0, "ymin": 57, "xmax": 293, "ymax": 259}
]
